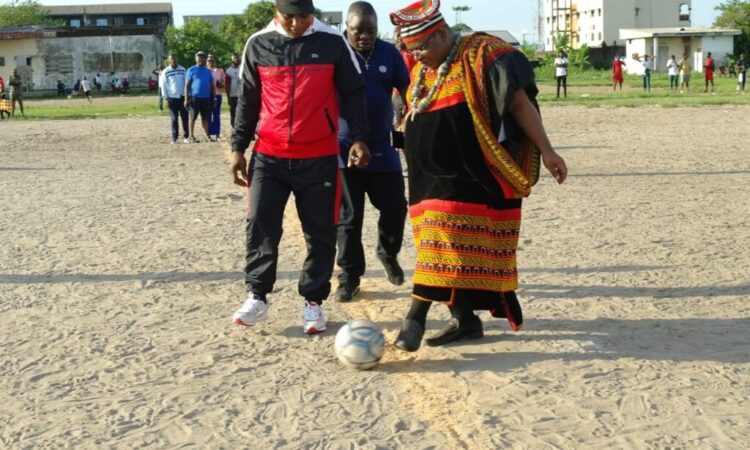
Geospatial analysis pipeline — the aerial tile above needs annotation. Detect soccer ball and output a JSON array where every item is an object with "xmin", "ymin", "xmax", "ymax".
[{"xmin": 335, "ymin": 320, "xmax": 385, "ymax": 370}]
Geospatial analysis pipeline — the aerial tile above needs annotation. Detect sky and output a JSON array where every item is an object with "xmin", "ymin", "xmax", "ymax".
[{"xmin": 37, "ymin": 0, "xmax": 726, "ymax": 44}]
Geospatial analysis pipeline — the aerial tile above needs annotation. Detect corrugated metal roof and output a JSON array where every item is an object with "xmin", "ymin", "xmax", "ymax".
[
  {"xmin": 481, "ymin": 30, "xmax": 520, "ymax": 46},
  {"xmin": 620, "ymin": 27, "xmax": 741, "ymax": 39},
  {"xmin": 44, "ymin": 3, "xmax": 172, "ymax": 15}
]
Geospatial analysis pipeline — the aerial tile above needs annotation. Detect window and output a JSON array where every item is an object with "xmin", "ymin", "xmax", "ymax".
[
  {"xmin": 599, "ymin": 33, "xmax": 602, "ymax": 40},
  {"xmin": 635, "ymin": 8, "xmax": 640, "ymax": 16},
  {"xmin": 96, "ymin": 18, "xmax": 108, "ymax": 26},
  {"xmin": 598, "ymin": 9, "xmax": 601, "ymax": 16},
  {"xmin": 70, "ymin": 19, "xmax": 81, "ymax": 28},
  {"xmin": 0, "ymin": 57, "xmax": 5, "ymax": 67},
  {"xmin": 26, "ymin": 57, "xmax": 31, "ymax": 66},
  {"xmin": 136, "ymin": 18, "xmax": 145, "ymax": 26}
]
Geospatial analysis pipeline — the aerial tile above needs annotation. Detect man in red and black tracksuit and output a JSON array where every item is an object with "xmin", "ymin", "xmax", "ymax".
[{"xmin": 230, "ymin": 0, "xmax": 371, "ymax": 335}]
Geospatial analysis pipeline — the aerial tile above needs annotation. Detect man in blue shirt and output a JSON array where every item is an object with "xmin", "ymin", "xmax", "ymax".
[
  {"xmin": 334, "ymin": 1, "xmax": 411, "ymax": 301},
  {"xmin": 160, "ymin": 53, "xmax": 189, "ymax": 144},
  {"xmin": 184, "ymin": 51, "xmax": 217, "ymax": 142}
]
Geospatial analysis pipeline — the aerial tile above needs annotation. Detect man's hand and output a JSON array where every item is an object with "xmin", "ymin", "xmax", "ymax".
[
  {"xmin": 230, "ymin": 151, "xmax": 248, "ymax": 187},
  {"xmin": 184, "ymin": 97, "xmax": 190, "ymax": 108},
  {"xmin": 347, "ymin": 141, "xmax": 371, "ymax": 168},
  {"xmin": 541, "ymin": 150, "xmax": 568, "ymax": 184}
]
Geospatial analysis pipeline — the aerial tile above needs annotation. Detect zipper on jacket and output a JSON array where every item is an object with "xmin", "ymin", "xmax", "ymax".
[
  {"xmin": 324, "ymin": 108, "xmax": 336, "ymax": 134},
  {"xmin": 288, "ymin": 40, "xmax": 297, "ymax": 143}
]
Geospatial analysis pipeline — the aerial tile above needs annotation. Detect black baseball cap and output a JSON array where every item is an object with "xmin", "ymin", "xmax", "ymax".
[
  {"xmin": 195, "ymin": 51, "xmax": 207, "ymax": 58},
  {"xmin": 275, "ymin": 0, "xmax": 315, "ymax": 15}
]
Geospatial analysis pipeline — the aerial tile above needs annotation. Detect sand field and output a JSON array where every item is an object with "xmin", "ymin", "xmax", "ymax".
[{"xmin": 1, "ymin": 101, "xmax": 749, "ymax": 449}]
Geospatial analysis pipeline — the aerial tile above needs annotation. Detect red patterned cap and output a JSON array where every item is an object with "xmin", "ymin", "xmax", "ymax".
[{"xmin": 390, "ymin": 0, "xmax": 447, "ymax": 45}]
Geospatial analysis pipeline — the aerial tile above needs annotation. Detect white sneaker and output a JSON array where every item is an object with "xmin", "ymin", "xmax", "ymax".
[
  {"xmin": 183, "ymin": 138, "xmax": 190, "ymax": 144},
  {"xmin": 233, "ymin": 293, "xmax": 269, "ymax": 327},
  {"xmin": 303, "ymin": 301, "xmax": 327, "ymax": 334}
]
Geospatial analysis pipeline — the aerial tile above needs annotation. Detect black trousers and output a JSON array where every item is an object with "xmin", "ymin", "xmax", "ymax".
[
  {"xmin": 228, "ymin": 96, "xmax": 238, "ymax": 128},
  {"xmin": 245, "ymin": 153, "xmax": 339, "ymax": 303},
  {"xmin": 167, "ymin": 97, "xmax": 188, "ymax": 140},
  {"xmin": 336, "ymin": 170, "xmax": 407, "ymax": 284}
]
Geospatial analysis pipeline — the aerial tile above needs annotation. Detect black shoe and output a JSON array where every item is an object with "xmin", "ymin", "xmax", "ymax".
[
  {"xmin": 394, "ymin": 319, "xmax": 424, "ymax": 352},
  {"xmin": 426, "ymin": 318, "xmax": 484, "ymax": 347},
  {"xmin": 334, "ymin": 282, "xmax": 360, "ymax": 302},
  {"xmin": 379, "ymin": 256, "xmax": 404, "ymax": 286}
]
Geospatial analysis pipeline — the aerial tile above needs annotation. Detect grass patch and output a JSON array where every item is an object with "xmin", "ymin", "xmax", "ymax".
[
  {"xmin": 537, "ymin": 71, "xmax": 749, "ymax": 107},
  {"xmin": 8, "ymin": 95, "xmax": 162, "ymax": 120}
]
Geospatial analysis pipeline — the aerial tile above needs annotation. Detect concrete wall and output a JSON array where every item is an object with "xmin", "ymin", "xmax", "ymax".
[
  {"xmin": 0, "ymin": 33, "xmax": 161, "ymax": 91},
  {"xmin": 543, "ymin": 0, "xmax": 692, "ymax": 50},
  {"xmin": 696, "ymin": 35, "xmax": 736, "ymax": 68},
  {"xmin": 625, "ymin": 35, "xmax": 735, "ymax": 73},
  {"xmin": 0, "ymin": 39, "xmax": 39, "ymax": 90}
]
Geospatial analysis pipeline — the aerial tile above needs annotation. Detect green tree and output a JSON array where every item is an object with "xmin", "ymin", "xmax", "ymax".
[
  {"xmin": 165, "ymin": 18, "xmax": 232, "ymax": 68},
  {"xmin": 217, "ymin": 15, "xmax": 248, "ymax": 55},
  {"xmin": 0, "ymin": 0, "xmax": 63, "ymax": 27},
  {"xmin": 451, "ymin": 23, "xmax": 473, "ymax": 33},
  {"xmin": 713, "ymin": 0, "xmax": 750, "ymax": 54}
]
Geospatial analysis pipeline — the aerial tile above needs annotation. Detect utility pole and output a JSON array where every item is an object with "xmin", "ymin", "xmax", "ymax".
[{"xmin": 452, "ymin": 5, "xmax": 471, "ymax": 25}]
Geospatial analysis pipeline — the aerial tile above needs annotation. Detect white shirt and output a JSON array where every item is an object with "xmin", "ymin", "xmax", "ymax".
[
  {"xmin": 225, "ymin": 66, "xmax": 240, "ymax": 98},
  {"xmin": 160, "ymin": 65, "xmax": 187, "ymax": 99},
  {"xmin": 555, "ymin": 57, "xmax": 569, "ymax": 77},
  {"xmin": 666, "ymin": 59, "xmax": 679, "ymax": 76},
  {"xmin": 643, "ymin": 59, "xmax": 653, "ymax": 71},
  {"xmin": 80, "ymin": 79, "xmax": 92, "ymax": 92}
]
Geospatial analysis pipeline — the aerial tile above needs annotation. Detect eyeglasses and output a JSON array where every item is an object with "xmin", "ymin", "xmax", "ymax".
[{"xmin": 406, "ymin": 34, "xmax": 436, "ymax": 57}]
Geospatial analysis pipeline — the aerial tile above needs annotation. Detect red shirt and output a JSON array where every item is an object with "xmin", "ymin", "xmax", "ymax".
[{"xmin": 612, "ymin": 60, "xmax": 625, "ymax": 79}]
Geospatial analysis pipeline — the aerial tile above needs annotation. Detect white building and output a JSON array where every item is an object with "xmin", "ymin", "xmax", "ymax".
[
  {"xmin": 620, "ymin": 27, "xmax": 741, "ymax": 73},
  {"xmin": 542, "ymin": 0, "xmax": 692, "ymax": 51}
]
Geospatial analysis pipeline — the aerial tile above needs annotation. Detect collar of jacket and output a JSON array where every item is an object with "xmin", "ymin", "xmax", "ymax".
[{"xmin": 270, "ymin": 17, "xmax": 330, "ymax": 38}]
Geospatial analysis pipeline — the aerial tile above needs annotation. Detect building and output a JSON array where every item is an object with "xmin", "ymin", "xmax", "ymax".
[
  {"xmin": 44, "ymin": 3, "xmax": 173, "ymax": 36},
  {"xmin": 482, "ymin": 31, "xmax": 520, "ymax": 48},
  {"xmin": 0, "ymin": 3, "xmax": 174, "ymax": 91},
  {"xmin": 620, "ymin": 27, "xmax": 741, "ymax": 73},
  {"xmin": 184, "ymin": 11, "xmax": 343, "ymax": 32},
  {"xmin": 0, "ymin": 25, "xmax": 164, "ymax": 91},
  {"xmin": 542, "ymin": 0, "xmax": 692, "ymax": 51},
  {"xmin": 183, "ymin": 15, "xmax": 227, "ymax": 31}
]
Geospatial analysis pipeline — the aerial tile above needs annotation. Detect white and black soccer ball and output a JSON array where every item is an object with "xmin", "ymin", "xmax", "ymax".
[{"xmin": 335, "ymin": 320, "xmax": 385, "ymax": 370}]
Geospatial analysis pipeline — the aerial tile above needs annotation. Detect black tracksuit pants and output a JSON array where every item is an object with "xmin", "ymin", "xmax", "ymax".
[
  {"xmin": 245, "ymin": 153, "xmax": 339, "ymax": 304},
  {"xmin": 336, "ymin": 169, "xmax": 407, "ymax": 284},
  {"xmin": 167, "ymin": 97, "xmax": 189, "ymax": 140}
]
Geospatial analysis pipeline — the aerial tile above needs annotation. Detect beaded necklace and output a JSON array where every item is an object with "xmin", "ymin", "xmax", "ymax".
[{"xmin": 407, "ymin": 34, "xmax": 462, "ymax": 121}]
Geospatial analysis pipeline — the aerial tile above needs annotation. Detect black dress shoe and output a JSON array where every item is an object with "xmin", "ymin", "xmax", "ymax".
[
  {"xmin": 379, "ymin": 256, "xmax": 405, "ymax": 286},
  {"xmin": 334, "ymin": 282, "xmax": 360, "ymax": 302},
  {"xmin": 426, "ymin": 318, "xmax": 484, "ymax": 347},
  {"xmin": 394, "ymin": 319, "xmax": 424, "ymax": 352}
]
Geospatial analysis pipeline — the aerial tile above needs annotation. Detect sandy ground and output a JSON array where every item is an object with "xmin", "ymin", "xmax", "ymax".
[{"xmin": 1, "ymin": 101, "xmax": 749, "ymax": 449}]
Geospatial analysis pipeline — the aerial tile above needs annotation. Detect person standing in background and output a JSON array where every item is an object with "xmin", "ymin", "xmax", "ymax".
[
  {"xmin": 612, "ymin": 55, "xmax": 626, "ymax": 91},
  {"xmin": 161, "ymin": 53, "xmax": 190, "ymax": 144},
  {"xmin": 666, "ymin": 55, "xmax": 680, "ymax": 91},
  {"xmin": 679, "ymin": 53, "xmax": 691, "ymax": 93},
  {"xmin": 8, "ymin": 68, "xmax": 24, "ymax": 117},
  {"xmin": 224, "ymin": 53, "xmax": 241, "ymax": 128},
  {"xmin": 704, "ymin": 52, "xmax": 715, "ymax": 93},
  {"xmin": 640, "ymin": 54, "xmax": 652, "ymax": 92},
  {"xmin": 153, "ymin": 64, "xmax": 164, "ymax": 111},
  {"xmin": 207, "ymin": 54, "xmax": 226, "ymax": 141},
  {"xmin": 554, "ymin": 49, "xmax": 568, "ymax": 99},
  {"xmin": 736, "ymin": 53, "xmax": 747, "ymax": 93},
  {"xmin": 185, "ymin": 51, "xmax": 216, "ymax": 142}
]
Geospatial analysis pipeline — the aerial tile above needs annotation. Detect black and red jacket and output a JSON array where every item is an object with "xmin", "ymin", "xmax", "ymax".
[{"xmin": 231, "ymin": 18, "xmax": 368, "ymax": 158}]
